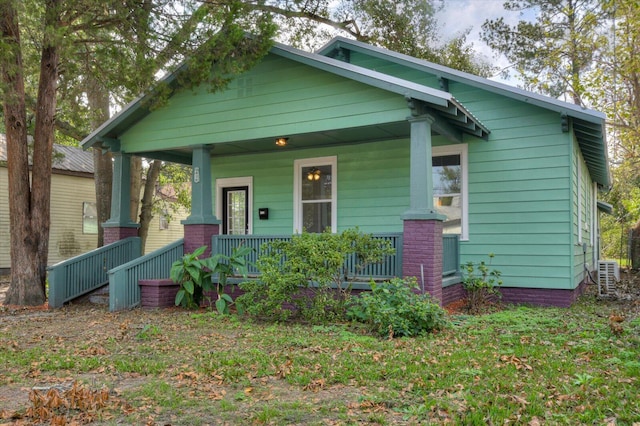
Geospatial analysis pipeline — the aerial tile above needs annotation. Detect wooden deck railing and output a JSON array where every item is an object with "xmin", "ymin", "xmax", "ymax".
[
  {"xmin": 107, "ymin": 239, "xmax": 184, "ymax": 311},
  {"xmin": 212, "ymin": 233, "xmax": 404, "ymax": 280},
  {"xmin": 48, "ymin": 237, "xmax": 141, "ymax": 308},
  {"xmin": 213, "ymin": 233, "xmax": 460, "ymax": 280},
  {"xmin": 442, "ymin": 234, "xmax": 460, "ymax": 277},
  {"xmin": 49, "ymin": 232, "xmax": 459, "ymax": 311}
]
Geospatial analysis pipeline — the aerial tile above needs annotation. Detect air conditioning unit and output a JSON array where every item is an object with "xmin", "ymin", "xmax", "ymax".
[{"xmin": 597, "ymin": 261, "xmax": 619, "ymax": 296}]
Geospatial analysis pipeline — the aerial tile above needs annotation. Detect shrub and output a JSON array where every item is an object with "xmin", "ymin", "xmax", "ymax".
[
  {"xmin": 238, "ymin": 229, "xmax": 395, "ymax": 323},
  {"xmin": 171, "ymin": 245, "xmax": 252, "ymax": 313},
  {"xmin": 347, "ymin": 277, "xmax": 448, "ymax": 338},
  {"xmin": 462, "ymin": 253, "xmax": 502, "ymax": 314}
]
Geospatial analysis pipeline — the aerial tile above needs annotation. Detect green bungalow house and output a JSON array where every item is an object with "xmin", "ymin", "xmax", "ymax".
[{"xmin": 58, "ymin": 36, "xmax": 610, "ymax": 311}]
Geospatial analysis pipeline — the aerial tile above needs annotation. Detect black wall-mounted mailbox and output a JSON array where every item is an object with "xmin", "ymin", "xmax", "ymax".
[{"xmin": 258, "ymin": 208, "xmax": 269, "ymax": 220}]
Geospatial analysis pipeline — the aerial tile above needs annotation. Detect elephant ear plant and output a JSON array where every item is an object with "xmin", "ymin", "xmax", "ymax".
[{"xmin": 171, "ymin": 245, "xmax": 253, "ymax": 313}]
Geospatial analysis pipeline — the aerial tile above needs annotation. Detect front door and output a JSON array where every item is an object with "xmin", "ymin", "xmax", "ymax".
[{"xmin": 222, "ymin": 186, "xmax": 249, "ymax": 235}]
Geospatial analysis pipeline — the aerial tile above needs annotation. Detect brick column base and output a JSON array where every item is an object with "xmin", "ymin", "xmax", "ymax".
[
  {"xmin": 183, "ymin": 223, "xmax": 220, "ymax": 257},
  {"xmin": 402, "ymin": 219, "xmax": 444, "ymax": 303},
  {"xmin": 104, "ymin": 226, "xmax": 139, "ymax": 245}
]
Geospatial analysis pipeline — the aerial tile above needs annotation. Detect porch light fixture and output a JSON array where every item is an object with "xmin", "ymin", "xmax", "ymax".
[
  {"xmin": 307, "ymin": 167, "xmax": 321, "ymax": 181},
  {"xmin": 275, "ymin": 137, "xmax": 288, "ymax": 147}
]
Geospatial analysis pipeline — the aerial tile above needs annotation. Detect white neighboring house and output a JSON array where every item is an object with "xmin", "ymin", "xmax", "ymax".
[{"xmin": 0, "ymin": 135, "xmax": 186, "ymax": 274}]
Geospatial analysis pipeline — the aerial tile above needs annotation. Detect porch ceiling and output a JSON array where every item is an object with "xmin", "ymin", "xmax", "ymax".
[{"xmin": 132, "ymin": 121, "xmax": 413, "ymax": 164}]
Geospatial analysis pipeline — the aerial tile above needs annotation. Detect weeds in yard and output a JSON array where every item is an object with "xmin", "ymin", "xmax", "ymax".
[
  {"xmin": 1, "ymin": 292, "xmax": 639, "ymax": 424},
  {"xmin": 462, "ymin": 253, "xmax": 502, "ymax": 313}
]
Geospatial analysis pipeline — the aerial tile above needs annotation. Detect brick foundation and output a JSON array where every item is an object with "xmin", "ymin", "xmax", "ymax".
[
  {"xmin": 139, "ymin": 279, "xmax": 180, "ymax": 308},
  {"xmin": 442, "ymin": 281, "xmax": 588, "ymax": 308},
  {"xmin": 442, "ymin": 283, "xmax": 466, "ymax": 307},
  {"xmin": 183, "ymin": 223, "xmax": 220, "ymax": 257},
  {"xmin": 498, "ymin": 281, "xmax": 587, "ymax": 307},
  {"xmin": 104, "ymin": 226, "xmax": 139, "ymax": 245},
  {"xmin": 402, "ymin": 219, "xmax": 444, "ymax": 303}
]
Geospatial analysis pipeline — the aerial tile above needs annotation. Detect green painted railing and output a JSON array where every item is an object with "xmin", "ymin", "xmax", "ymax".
[
  {"xmin": 48, "ymin": 237, "xmax": 141, "ymax": 308},
  {"xmin": 212, "ymin": 233, "xmax": 404, "ymax": 280},
  {"xmin": 108, "ymin": 239, "xmax": 184, "ymax": 311},
  {"xmin": 442, "ymin": 234, "xmax": 460, "ymax": 277},
  {"xmin": 213, "ymin": 233, "xmax": 460, "ymax": 280}
]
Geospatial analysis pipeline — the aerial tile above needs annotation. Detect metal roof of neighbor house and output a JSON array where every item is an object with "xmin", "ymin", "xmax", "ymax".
[
  {"xmin": 318, "ymin": 36, "xmax": 611, "ymax": 187},
  {"xmin": 0, "ymin": 135, "xmax": 94, "ymax": 175}
]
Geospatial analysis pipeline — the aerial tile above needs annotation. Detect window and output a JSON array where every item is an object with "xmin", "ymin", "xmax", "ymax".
[
  {"xmin": 159, "ymin": 209, "xmax": 169, "ymax": 230},
  {"xmin": 294, "ymin": 156, "xmax": 337, "ymax": 233},
  {"xmin": 82, "ymin": 202, "xmax": 98, "ymax": 234},
  {"xmin": 432, "ymin": 145, "xmax": 468, "ymax": 240}
]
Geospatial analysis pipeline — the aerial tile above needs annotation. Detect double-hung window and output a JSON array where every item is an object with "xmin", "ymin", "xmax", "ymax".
[
  {"xmin": 432, "ymin": 145, "xmax": 468, "ymax": 240},
  {"xmin": 82, "ymin": 202, "xmax": 98, "ymax": 234},
  {"xmin": 294, "ymin": 156, "xmax": 337, "ymax": 233}
]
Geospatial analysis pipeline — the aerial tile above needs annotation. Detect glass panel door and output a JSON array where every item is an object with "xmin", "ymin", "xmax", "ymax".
[{"xmin": 223, "ymin": 186, "xmax": 248, "ymax": 235}]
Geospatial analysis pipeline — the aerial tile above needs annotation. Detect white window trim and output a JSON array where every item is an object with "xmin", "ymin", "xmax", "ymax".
[
  {"xmin": 432, "ymin": 144, "xmax": 468, "ymax": 241},
  {"xmin": 215, "ymin": 176, "xmax": 253, "ymax": 235},
  {"xmin": 293, "ymin": 156, "xmax": 337, "ymax": 233}
]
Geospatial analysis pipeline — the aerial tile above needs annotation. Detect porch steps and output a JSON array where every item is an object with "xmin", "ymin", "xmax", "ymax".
[{"xmin": 87, "ymin": 284, "xmax": 110, "ymax": 305}]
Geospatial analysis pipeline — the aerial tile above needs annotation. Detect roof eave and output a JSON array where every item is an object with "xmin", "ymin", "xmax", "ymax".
[{"xmin": 317, "ymin": 37, "xmax": 606, "ymax": 125}]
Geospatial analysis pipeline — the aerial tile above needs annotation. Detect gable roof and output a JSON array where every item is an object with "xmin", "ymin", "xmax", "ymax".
[
  {"xmin": 80, "ymin": 36, "xmax": 609, "ymax": 187},
  {"xmin": 0, "ymin": 135, "xmax": 94, "ymax": 175},
  {"xmin": 318, "ymin": 37, "xmax": 610, "ymax": 187},
  {"xmin": 81, "ymin": 40, "xmax": 490, "ymax": 151}
]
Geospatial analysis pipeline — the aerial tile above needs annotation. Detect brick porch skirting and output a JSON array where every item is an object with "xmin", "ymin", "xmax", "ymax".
[
  {"xmin": 139, "ymin": 279, "xmax": 179, "ymax": 308},
  {"xmin": 442, "ymin": 281, "xmax": 588, "ymax": 308}
]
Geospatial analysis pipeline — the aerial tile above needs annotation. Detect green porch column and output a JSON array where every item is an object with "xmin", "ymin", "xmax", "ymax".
[
  {"xmin": 182, "ymin": 145, "xmax": 220, "ymax": 256},
  {"xmin": 402, "ymin": 115, "xmax": 446, "ymax": 303},
  {"xmin": 402, "ymin": 115, "xmax": 443, "ymax": 219},
  {"xmin": 103, "ymin": 152, "xmax": 139, "ymax": 244}
]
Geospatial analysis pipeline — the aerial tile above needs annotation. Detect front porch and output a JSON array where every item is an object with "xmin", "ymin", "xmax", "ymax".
[{"xmin": 48, "ymin": 232, "xmax": 461, "ymax": 311}]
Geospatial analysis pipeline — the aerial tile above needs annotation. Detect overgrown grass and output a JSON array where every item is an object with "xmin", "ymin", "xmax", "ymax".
[{"xmin": 0, "ymin": 294, "xmax": 638, "ymax": 425}]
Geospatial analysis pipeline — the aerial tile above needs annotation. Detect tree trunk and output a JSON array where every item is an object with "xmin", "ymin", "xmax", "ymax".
[
  {"xmin": 86, "ymin": 75, "xmax": 112, "ymax": 247},
  {"xmin": 630, "ymin": 222, "xmax": 640, "ymax": 270},
  {"xmin": 139, "ymin": 160, "xmax": 163, "ymax": 253},
  {"xmin": 93, "ymin": 148, "xmax": 113, "ymax": 247},
  {"xmin": 130, "ymin": 156, "xmax": 143, "ymax": 222},
  {"xmin": 1, "ymin": 0, "xmax": 60, "ymax": 306}
]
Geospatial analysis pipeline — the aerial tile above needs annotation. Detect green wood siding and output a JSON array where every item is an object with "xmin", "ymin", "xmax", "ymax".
[
  {"xmin": 115, "ymin": 46, "xmax": 597, "ymax": 292},
  {"xmin": 211, "ymin": 139, "xmax": 411, "ymax": 235},
  {"xmin": 454, "ymin": 86, "xmax": 575, "ymax": 290},
  {"xmin": 571, "ymin": 135, "xmax": 596, "ymax": 287},
  {"xmin": 346, "ymin": 50, "xmax": 581, "ymax": 289},
  {"xmin": 120, "ymin": 55, "xmax": 408, "ymax": 153}
]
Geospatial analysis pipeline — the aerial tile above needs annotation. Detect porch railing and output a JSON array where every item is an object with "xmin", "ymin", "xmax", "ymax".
[
  {"xmin": 442, "ymin": 234, "xmax": 460, "ymax": 277},
  {"xmin": 212, "ymin": 233, "xmax": 404, "ymax": 280},
  {"xmin": 48, "ymin": 237, "xmax": 141, "ymax": 308},
  {"xmin": 107, "ymin": 239, "xmax": 184, "ymax": 311},
  {"xmin": 214, "ymin": 233, "xmax": 459, "ymax": 281}
]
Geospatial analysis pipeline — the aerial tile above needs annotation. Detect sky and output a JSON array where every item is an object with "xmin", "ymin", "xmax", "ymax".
[{"xmin": 435, "ymin": 0, "xmax": 530, "ymax": 82}]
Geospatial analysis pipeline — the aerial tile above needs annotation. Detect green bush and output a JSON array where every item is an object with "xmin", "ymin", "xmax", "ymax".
[
  {"xmin": 171, "ymin": 245, "xmax": 252, "ymax": 313},
  {"xmin": 462, "ymin": 253, "xmax": 502, "ymax": 313},
  {"xmin": 238, "ymin": 229, "xmax": 395, "ymax": 323},
  {"xmin": 347, "ymin": 277, "xmax": 448, "ymax": 338}
]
